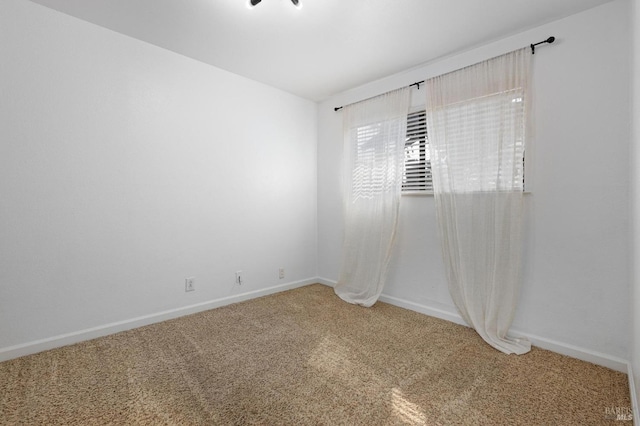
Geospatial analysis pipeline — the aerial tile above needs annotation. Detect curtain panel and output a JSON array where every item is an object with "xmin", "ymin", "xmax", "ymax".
[
  {"xmin": 426, "ymin": 48, "xmax": 531, "ymax": 354},
  {"xmin": 334, "ymin": 88, "xmax": 410, "ymax": 307}
]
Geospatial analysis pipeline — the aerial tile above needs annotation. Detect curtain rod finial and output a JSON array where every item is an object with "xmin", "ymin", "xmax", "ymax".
[{"xmin": 531, "ymin": 36, "xmax": 555, "ymax": 54}]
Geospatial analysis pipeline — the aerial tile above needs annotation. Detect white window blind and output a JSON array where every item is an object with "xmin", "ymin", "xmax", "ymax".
[
  {"xmin": 402, "ymin": 109, "xmax": 432, "ymax": 193},
  {"xmin": 432, "ymin": 89, "xmax": 525, "ymax": 192},
  {"xmin": 349, "ymin": 97, "xmax": 525, "ymax": 195},
  {"xmin": 351, "ymin": 119, "xmax": 406, "ymax": 201}
]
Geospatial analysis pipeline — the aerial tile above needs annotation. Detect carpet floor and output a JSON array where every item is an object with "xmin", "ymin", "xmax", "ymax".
[{"xmin": 0, "ymin": 284, "xmax": 631, "ymax": 425}]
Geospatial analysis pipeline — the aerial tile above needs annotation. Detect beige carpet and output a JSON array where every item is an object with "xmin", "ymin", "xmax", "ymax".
[{"xmin": 0, "ymin": 284, "xmax": 631, "ymax": 425}]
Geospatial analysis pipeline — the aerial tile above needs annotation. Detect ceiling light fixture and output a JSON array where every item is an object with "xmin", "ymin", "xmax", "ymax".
[{"xmin": 249, "ymin": 0, "xmax": 300, "ymax": 7}]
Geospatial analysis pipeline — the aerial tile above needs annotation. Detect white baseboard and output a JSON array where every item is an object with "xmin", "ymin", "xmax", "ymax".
[
  {"xmin": 378, "ymin": 292, "xmax": 629, "ymax": 373},
  {"xmin": 0, "ymin": 278, "xmax": 316, "ymax": 363},
  {"xmin": 509, "ymin": 329, "xmax": 628, "ymax": 373},
  {"xmin": 1, "ymin": 277, "xmax": 631, "ymax": 376},
  {"xmin": 378, "ymin": 293, "xmax": 469, "ymax": 328},
  {"xmin": 321, "ymin": 279, "xmax": 469, "ymax": 329},
  {"xmin": 316, "ymin": 277, "xmax": 337, "ymax": 288}
]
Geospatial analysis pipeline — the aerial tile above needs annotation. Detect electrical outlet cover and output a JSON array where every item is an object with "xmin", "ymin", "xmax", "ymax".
[{"xmin": 185, "ymin": 277, "xmax": 195, "ymax": 292}]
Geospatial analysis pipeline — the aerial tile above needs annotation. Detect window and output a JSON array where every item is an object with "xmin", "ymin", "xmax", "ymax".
[
  {"xmin": 350, "ymin": 116, "xmax": 407, "ymax": 201},
  {"xmin": 401, "ymin": 98, "xmax": 526, "ymax": 194},
  {"xmin": 433, "ymin": 89, "xmax": 526, "ymax": 192},
  {"xmin": 402, "ymin": 109, "xmax": 432, "ymax": 193}
]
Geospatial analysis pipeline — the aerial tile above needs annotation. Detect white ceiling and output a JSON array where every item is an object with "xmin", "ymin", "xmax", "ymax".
[{"xmin": 29, "ymin": 0, "xmax": 613, "ymax": 102}]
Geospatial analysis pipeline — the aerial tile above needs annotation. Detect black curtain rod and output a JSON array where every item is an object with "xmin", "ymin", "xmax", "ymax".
[{"xmin": 334, "ymin": 36, "xmax": 555, "ymax": 112}]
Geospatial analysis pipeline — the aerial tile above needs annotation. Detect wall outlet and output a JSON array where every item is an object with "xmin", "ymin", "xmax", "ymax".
[
  {"xmin": 279, "ymin": 268, "xmax": 285, "ymax": 279},
  {"xmin": 235, "ymin": 271, "xmax": 243, "ymax": 286},
  {"xmin": 185, "ymin": 277, "xmax": 195, "ymax": 292}
]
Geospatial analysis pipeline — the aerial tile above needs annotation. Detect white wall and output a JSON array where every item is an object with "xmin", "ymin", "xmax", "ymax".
[
  {"xmin": 0, "ymin": 0, "xmax": 633, "ymax": 380},
  {"xmin": 318, "ymin": 0, "xmax": 630, "ymax": 366},
  {"xmin": 0, "ymin": 0, "xmax": 317, "ymax": 355},
  {"xmin": 630, "ymin": 0, "xmax": 640, "ymax": 412}
]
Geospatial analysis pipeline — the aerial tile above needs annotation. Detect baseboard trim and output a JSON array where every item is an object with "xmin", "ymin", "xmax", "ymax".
[
  {"xmin": 0, "ymin": 278, "xmax": 316, "ymax": 363},
  {"xmin": 378, "ymin": 293, "xmax": 469, "ymax": 328},
  {"xmin": 378, "ymin": 292, "xmax": 629, "ymax": 373},
  {"xmin": 629, "ymin": 363, "xmax": 639, "ymax": 422},
  {"xmin": 316, "ymin": 277, "xmax": 337, "ymax": 288},
  {"xmin": 1, "ymin": 278, "xmax": 631, "ymax": 376},
  {"xmin": 509, "ymin": 329, "xmax": 628, "ymax": 373}
]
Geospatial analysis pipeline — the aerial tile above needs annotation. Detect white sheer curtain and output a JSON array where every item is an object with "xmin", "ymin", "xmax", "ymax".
[
  {"xmin": 425, "ymin": 48, "xmax": 531, "ymax": 354},
  {"xmin": 334, "ymin": 88, "xmax": 410, "ymax": 307}
]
